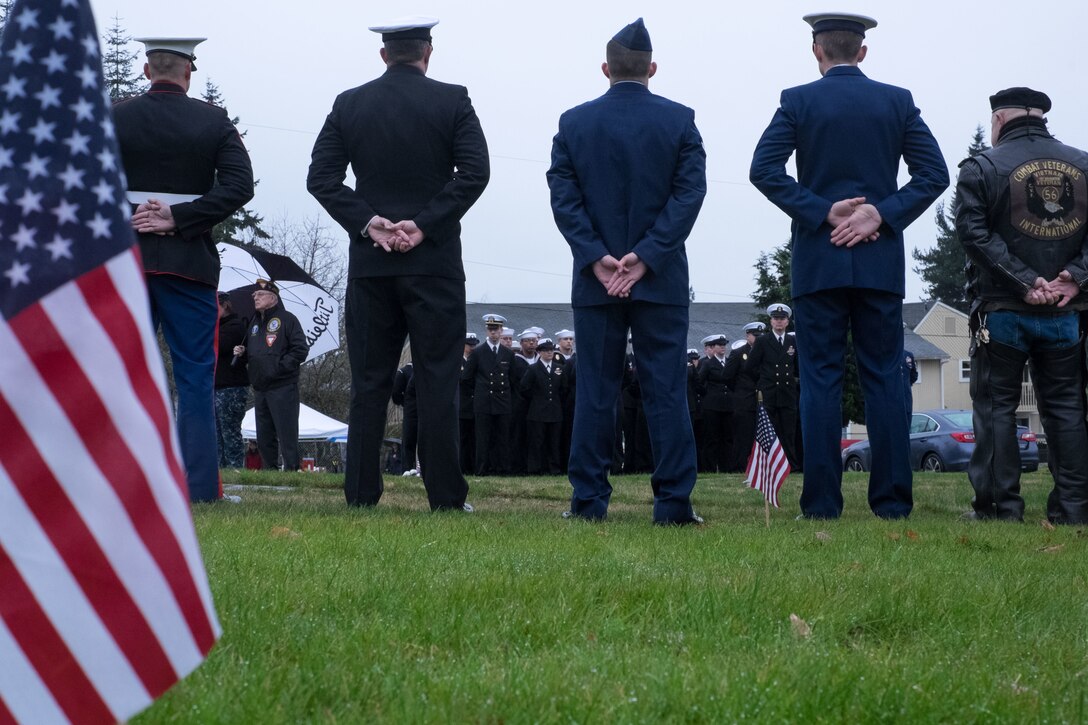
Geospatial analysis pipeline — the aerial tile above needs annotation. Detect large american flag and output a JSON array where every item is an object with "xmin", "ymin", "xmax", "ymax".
[
  {"xmin": 744, "ymin": 403, "xmax": 791, "ymax": 508},
  {"xmin": 0, "ymin": 1, "xmax": 219, "ymax": 722}
]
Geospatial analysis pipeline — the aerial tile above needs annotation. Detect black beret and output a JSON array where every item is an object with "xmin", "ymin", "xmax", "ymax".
[{"xmin": 990, "ymin": 87, "xmax": 1051, "ymax": 113}]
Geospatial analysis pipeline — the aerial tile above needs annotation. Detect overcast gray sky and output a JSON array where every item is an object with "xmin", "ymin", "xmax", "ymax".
[{"xmin": 88, "ymin": 0, "xmax": 1088, "ymax": 306}]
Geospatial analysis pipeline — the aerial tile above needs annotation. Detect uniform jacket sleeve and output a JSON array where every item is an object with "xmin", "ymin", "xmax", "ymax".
[
  {"xmin": 632, "ymin": 115, "xmax": 707, "ymax": 273},
  {"xmin": 749, "ymin": 93, "xmax": 833, "ymax": 232},
  {"xmin": 171, "ymin": 115, "xmax": 254, "ymax": 239},
  {"xmin": 954, "ymin": 159, "xmax": 1037, "ymax": 293},
  {"xmin": 548, "ymin": 124, "xmax": 611, "ymax": 272},
  {"xmin": 306, "ymin": 97, "xmax": 378, "ymax": 237},
  {"xmin": 870, "ymin": 95, "xmax": 949, "ymax": 235},
  {"xmin": 412, "ymin": 91, "xmax": 490, "ymax": 242}
]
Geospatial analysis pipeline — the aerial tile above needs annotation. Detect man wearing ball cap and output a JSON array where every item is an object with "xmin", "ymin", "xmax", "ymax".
[
  {"xmin": 750, "ymin": 12, "xmax": 948, "ymax": 519},
  {"xmin": 308, "ymin": 16, "xmax": 489, "ymax": 511}
]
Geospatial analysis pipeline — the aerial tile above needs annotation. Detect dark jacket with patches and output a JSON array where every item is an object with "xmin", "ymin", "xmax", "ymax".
[
  {"xmin": 243, "ymin": 302, "xmax": 309, "ymax": 392},
  {"xmin": 744, "ymin": 332, "xmax": 798, "ymax": 409},
  {"xmin": 113, "ymin": 82, "xmax": 254, "ymax": 287},
  {"xmin": 519, "ymin": 359, "xmax": 564, "ymax": 423},
  {"xmin": 955, "ymin": 117, "xmax": 1088, "ymax": 311},
  {"xmin": 462, "ymin": 342, "xmax": 516, "ymax": 414}
]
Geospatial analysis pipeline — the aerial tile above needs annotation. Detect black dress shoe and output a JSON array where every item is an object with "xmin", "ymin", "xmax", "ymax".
[{"xmin": 655, "ymin": 512, "xmax": 705, "ymax": 526}]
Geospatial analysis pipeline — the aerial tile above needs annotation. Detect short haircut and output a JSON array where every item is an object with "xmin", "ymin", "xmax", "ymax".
[
  {"xmin": 814, "ymin": 30, "xmax": 863, "ymax": 63},
  {"xmin": 384, "ymin": 38, "xmax": 429, "ymax": 65},
  {"xmin": 147, "ymin": 51, "xmax": 188, "ymax": 78},
  {"xmin": 606, "ymin": 39, "xmax": 652, "ymax": 80}
]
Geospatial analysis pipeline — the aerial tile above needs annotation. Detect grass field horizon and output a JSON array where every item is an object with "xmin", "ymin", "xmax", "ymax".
[{"xmin": 134, "ymin": 470, "xmax": 1088, "ymax": 723}]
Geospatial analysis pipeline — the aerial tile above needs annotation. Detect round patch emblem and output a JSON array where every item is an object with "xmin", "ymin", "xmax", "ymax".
[
  {"xmin": 267, "ymin": 318, "xmax": 281, "ymax": 333},
  {"xmin": 250, "ymin": 324, "xmax": 259, "ymax": 336},
  {"xmin": 1009, "ymin": 158, "xmax": 1087, "ymax": 240}
]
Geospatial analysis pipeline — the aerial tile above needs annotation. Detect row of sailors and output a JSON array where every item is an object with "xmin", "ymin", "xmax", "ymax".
[{"xmin": 393, "ymin": 307, "xmax": 802, "ymax": 477}]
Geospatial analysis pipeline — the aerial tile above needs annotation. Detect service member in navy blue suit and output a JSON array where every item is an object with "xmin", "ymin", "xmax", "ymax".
[
  {"xmin": 114, "ymin": 38, "xmax": 255, "ymax": 503},
  {"xmin": 547, "ymin": 18, "xmax": 706, "ymax": 524},
  {"xmin": 520, "ymin": 340, "xmax": 565, "ymax": 475},
  {"xmin": 750, "ymin": 13, "xmax": 948, "ymax": 519},
  {"xmin": 462, "ymin": 315, "xmax": 516, "ymax": 476},
  {"xmin": 307, "ymin": 17, "xmax": 489, "ymax": 511}
]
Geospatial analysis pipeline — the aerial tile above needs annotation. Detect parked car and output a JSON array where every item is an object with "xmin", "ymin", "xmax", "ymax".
[{"xmin": 841, "ymin": 409, "xmax": 1039, "ymax": 473}]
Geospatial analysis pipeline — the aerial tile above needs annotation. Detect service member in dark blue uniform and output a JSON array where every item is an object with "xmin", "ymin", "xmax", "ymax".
[
  {"xmin": 956, "ymin": 88, "xmax": 1088, "ymax": 525},
  {"xmin": 462, "ymin": 314, "xmax": 515, "ymax": 476},
  {"xmin": 548, "ymin": 19, "xmax": 706, "ymax": 524},
  {"xmin": 232, "ymin": 280, "xmax": 309, "ymax": 470},
  {"xmin": 745, "ymin": 305, "xmax": 800, "ymax": 467},
  {"xmin": 114, "ymin": 37, "xmax": 255, "ymax": 503},
  {"xmin": 520, "ymin": 339, "xmax": 565, "ymax": 474},
  {"xmin": 391, "ymin": 361, "xmax": 417, "ymax": 473},
  {"xmin": 725, "ymin": 322, "xmax": 764, "ymax": 471},
  {"xmin": 459, "ymin": 333, "xmax": 479, "ymax": 474},
  {"xmin": 750, "ymin": 12, "xmax": 947, "ymax": 519},
  {"xmin": 696, "ymin": 334, "xmax": 734, "ymax": 472},
  {"xmin": 214, "ymin": 292, "xmax": 249, "ymax": 469},
  {"xmin": 308, "ymin": 17, "xmax": 488, "ymax": 510}
]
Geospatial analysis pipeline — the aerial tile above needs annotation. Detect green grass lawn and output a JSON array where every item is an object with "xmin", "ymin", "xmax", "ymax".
[{"xmin": 135, "ymin": 470, "xmax": 1088, "ymax": 724}]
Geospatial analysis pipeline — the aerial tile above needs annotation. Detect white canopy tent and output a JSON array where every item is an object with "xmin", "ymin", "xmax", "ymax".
[{"xmin": 241, "ymin": 403, "xmax": 347, "ymax": 441}]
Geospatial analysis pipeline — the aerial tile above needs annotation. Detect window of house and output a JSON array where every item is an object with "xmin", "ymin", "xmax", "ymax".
[
  {"xmin": 959, "ymin": 359, "xmax": 971, "ymax": 382},
  {"xmin": 945, "ymin": 317, "xmax": 957, "ymax": 335}
]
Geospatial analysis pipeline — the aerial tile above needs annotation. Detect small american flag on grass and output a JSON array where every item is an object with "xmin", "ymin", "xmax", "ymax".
[{"xmin": 744, "ymin": 403, "xmax": 790, "ymax": 508}]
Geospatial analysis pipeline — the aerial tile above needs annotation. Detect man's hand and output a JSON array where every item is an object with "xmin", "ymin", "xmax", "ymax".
[
  {"xmin": 368, "ymin": 216, "xmax": 404, "ymax": 252},
  {"xmin": 827, "ymin": 197, "xmax": 866, "ymax": 228},
  {"xmin": 1023, "ymin": 277, "xmax": 1057, "ymax": 305},
  {"xmin": 606, "ymin": 252, "xmax": 647, "ymax": 298},
  {"xmin": 592, "ymin": 255, "xmax": 623, "ymax": 291},
  {"xmin": 830, "ymin": 203, "xmax": 882, "ymax": 247},
  {"xmin": 391, "ymin": 220, "xmax": 424, "ymax": 253},
  {"xmin": 1048, "ymin": 269, "xmax": 1081, "ymax": 308},
  {"xmin": 131, "ymin": 199, "xmax": 177, "ymax": 236}
]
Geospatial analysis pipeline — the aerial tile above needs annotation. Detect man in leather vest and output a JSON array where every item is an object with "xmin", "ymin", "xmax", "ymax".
[{"xmin": 956, "ymin": 87, "xmax": 1088, "ymax": 525}]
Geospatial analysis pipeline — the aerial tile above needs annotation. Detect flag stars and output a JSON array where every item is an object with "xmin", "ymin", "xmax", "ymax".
[
  {"xmin": 76, "ymin": 64, "xmax": 96, "ymax": 89},
  {"xmin": 4, "ymin": 261, "xmax": 31, "ymax": 288},
  {"xmin": 11, "ymin": 224, "xmax": 37, "ymax": 251},
  {"xmin": 15, "ymin": 190, "xmax": 44, "ymax": 216},
  {"xmin": 91, "ymin": 179, "xmax": 114, "ymax": 205},
  {"xmin": 52, "ymin": 199, "xmax": 81, "ymax": 226},
  {"xmin": 34, "ymin": 84, "xmax": 63, "ymax": 111},
  {"xmin": 0, "ymin": 146, "xmax": 13, "ymax": 170},
  {"xmin": 41, "ymin": 50, "xmax": 68, "ymax": 75},
  {"xmin": 48, "ymin": 16, "xmax": 75, "ymax": 40},
  {"xmin": 15, "ymin": 8, "xmax": 39, "ymax": 30},
  {"xmin": 81, "ymin": 34, "xmax": 99, "ymax": 57},
  {"xmin": 96, "ymin": 148, "xmax": 116, "ymax": 171},
  {"xmin": 10, "ymin": 41, "xmax": 33, "ymax": 65},
  {"xmin": 63, "ymin": 130, "xmax": 91, "ymax": 155},
  {"xmin": 2, "ymin": 75, "xmax": 27, "ymax": 100},
  {"xmin": 28, "ymin": 119, "xmax": 56, "ymax": 144},
  {"xmin": 22, "ymin": 154, "xmax": 49, "ymax": 179},
  {"xmin": 58, "ymin": 164, "xmax": 86, "ymax": 190},
  {"xmin": 0, "ymin": 183, "xmax": 8, "ymax": 203},
  {"xmin": 45, "ymin": 234, "xmax": 74, "ymax": 261},
  {"xmin": 0, "ymin": 111, "xmax": 19, "ymax": 135},
  {"xmin": 100, "ymin": 117, "xmax": 115, "ymax": 140},
  {"xmin": 87, "ymin": 213, "xmax": 112, "ymax": 239},
  {"xmin": 70, "ymin": 97, "xmax": 94, "ymax": 121}
]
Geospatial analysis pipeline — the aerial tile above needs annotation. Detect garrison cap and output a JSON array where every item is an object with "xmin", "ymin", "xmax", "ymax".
[
  {"xmin": 744, "ymin": 321, "xmax": 767, "ymax": 334},
  {"xmin": 802, "ymin": 12, "xmax": 877, "ymax": 37},
  {"xmin": 613, "ymin": 18, "xmax": 652, "ymax": 52},
  {"xmin": 501, "ymin": 327, "xmax": 515, "ymax": 337},
  {"xmin": 465, "ymin": 332, "xmax": 479, "ymax": 346},
  {"xmin": 255, "ymin": 278, "xmax": 279, "ymax": 295},
  {"xmin": 528, "ymin": 326, "xmax": 545, "ymax": 337},
  {"xmin": 555, "ymin": 329, "xmax": 574, "ymax": 339},
  {"xmin": 701, "ymin": 334, "xmax": 728, "ymax": 347},
  {"xmin": 368, "ymin": 16, "xmax": 438, "ymax": 42},
  {"xmin": 767, "ymin": 303, "xmax": 792, "ymax": 318},
  {"xmin": 482, "ymin": 313, "xmax": 507, "ymax": 327},
  {"xmin": 135, "ymin": 37, "xmax": 205, "ymax": 71},
  {"xmin": 990, "ymin": 87, "xmax": 1051, "ymax": 113},
  {"xmin": 519, "ymin": 329, "xmax": 540, "ymax": 341}
]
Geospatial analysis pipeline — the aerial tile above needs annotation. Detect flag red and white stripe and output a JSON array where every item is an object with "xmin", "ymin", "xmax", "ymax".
[
  {"xmin": 0, "ymin": 0, "xmax": 219, "ymax": 721},
  {"xmin": 744, "ymin": 403, "xmax": 791, "ymax": 508}
]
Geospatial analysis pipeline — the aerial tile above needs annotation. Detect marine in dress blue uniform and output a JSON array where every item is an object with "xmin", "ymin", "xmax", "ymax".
[
  {"xmin": 113, "ymin": 37, "xmax": 255, "ymax": 503},
  {"xmin": 750, "ymin": 13, "xmax": 948, "ymax": 519},
  {"xmin": 547, "ymin": 19, "xmax": 707, "ymax": 524}
]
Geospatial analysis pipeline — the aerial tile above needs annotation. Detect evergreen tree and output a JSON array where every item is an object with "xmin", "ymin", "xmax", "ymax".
[
  {"xmin": 911, "ymin": 125, "xmax": 990, "ymax": 312},
  {"xmin": 102, "ymin": 15, "xmax": 146, "ymax": 100},
  {"xmin": 752, "ymin": 239, "xmax": 864, "ymax": 426},
  {"xmin": 201, "ymin": 79, "xmax": 270, "ymax": 246}
]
